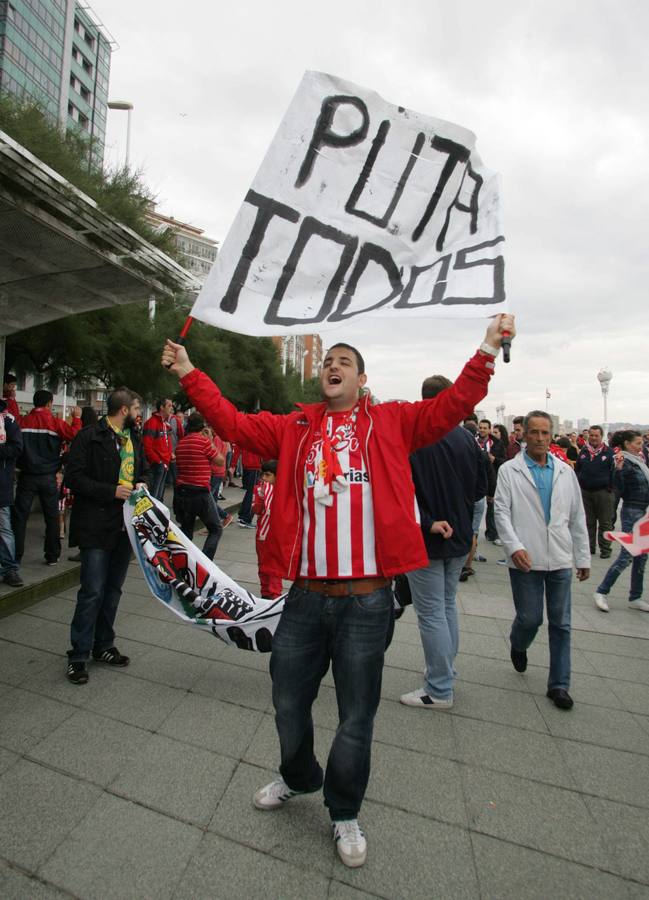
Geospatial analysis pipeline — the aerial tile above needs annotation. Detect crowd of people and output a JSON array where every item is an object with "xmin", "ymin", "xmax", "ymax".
[{"xmin": 2, "ymin": 318, "xmax": 649, "ymax": 869}]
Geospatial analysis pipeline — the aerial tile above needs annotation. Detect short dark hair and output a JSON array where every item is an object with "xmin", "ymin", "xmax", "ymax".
[
  {"xmin": 106, "ymin": 387, "xmax": 139, "ymax": 416},
  {"xmin": 479, "ymin": 418, "xmax": 492, "ymax": 428},
  {"xmin": 589, "ymin": 425, "xmax": 603, "ymax": 435},
  {"xmin": 3, "ymin": 372, "xmax": 16, "ymax": 384},
  {"xmin": 513, "ymin": 416, "xmax": 524, "ymax": 426},
  {"xmin": 261, "ymin": 459, "xmax": 278, "ymax": 475},
  {"xmin": 523, "ymin": 410, "xmax": 553, "ymax": 431},
  {"xmin": 81, "ymin": 406, "xmax": 98, "ymax": 427},
  {"xmin": 463, "ymin": 420, "xmax": 478, "ymax": 434},
  {"xmin": 155, "ymin": 397, "xmax": 171, "ymax": 411},
  {"xmin": 421, "ymin": 375, "xmax": 452, "ymax": 399},
  {"xmin": 556, "ymin": 436, "xmax": 570, "ymax": 448},
  {"xmin": 186, "ymin": 412, "xmax": 205, "ymax": 433},
  {"xmin": 327, "ymin": 343, "xmax": 365, "ymax": 375},
  {"xmin": 33, "ymin": 389, "xmax": 53, "ymax": 408}
]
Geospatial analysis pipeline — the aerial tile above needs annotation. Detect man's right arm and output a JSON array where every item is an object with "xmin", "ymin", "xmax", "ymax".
[{"xmin": 493, "ymin": 466, "xmax": 526, "ymax": 559}]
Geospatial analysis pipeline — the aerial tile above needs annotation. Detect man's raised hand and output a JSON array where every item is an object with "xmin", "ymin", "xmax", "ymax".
[
  {"xmin": 484, "ymin": 313, "xmax": 516, "ymax": 351},
  {"xmin": 161, "ymin": 340, "xmax": 195, "ymax": 379}
]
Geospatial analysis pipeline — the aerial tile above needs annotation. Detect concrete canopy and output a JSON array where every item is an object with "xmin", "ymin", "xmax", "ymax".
[{"xmin": 0, "ymin": 130, "xmax": 201, "ymax": 338}]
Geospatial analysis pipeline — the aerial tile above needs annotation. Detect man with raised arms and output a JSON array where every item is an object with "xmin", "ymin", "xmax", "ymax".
[{"xmin": 161, "ymin": 312, "xmax": 515, "ymax": 869}]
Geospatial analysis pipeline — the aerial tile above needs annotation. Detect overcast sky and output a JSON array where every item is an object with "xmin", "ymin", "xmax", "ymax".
[{"xmin": 96, "ymin": 0, "xmax": 648, "ymax": 426}]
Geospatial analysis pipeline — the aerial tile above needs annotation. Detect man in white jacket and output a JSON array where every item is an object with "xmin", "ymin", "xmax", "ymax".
[{"xmin": 494, "ymin": 411, "xmax": 590, "ymax": 710}]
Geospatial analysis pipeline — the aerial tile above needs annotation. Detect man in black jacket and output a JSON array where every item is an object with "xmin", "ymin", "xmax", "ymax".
[
  {"xmin": 64, "ymin": 388, "xmax": 148, "ymax": 684},
  {"xmin": 575, "ymin": 426, "xmax": 615, "ymax": 559},
  {"xmin": 0, "ymin": 399, "xmax": 23, "ymax": 587},
  {"xmin": 400, "ymin": 375, "xmax": 487, "ymax": 709}
]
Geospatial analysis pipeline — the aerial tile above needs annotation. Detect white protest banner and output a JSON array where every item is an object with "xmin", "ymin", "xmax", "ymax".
[
  {"xmin": 191, "ymin": 70, "xmax": 505, "ymax": 336},
  {"xmin": 605, "ymin": 510, "xmax": 649, "ymax": 557}
]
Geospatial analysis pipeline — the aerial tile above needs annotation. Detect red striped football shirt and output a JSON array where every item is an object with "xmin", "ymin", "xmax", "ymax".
[
  {"xmin": 300, "ymin": 409, "xmax": 377, "ymax": 578},
  {"xmin": 175, "ymin": 433, "xmax": 216, "ymax": 488}
]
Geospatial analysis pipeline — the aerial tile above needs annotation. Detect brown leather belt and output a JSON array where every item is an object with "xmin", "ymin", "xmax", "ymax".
[{"xmin": 294, "ymin": 577, "xmax": 390, "ymax": 597}]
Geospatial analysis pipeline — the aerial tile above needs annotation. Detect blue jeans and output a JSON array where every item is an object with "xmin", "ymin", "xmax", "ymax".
[
  {"xmin": 209, "ymin": 476, "xmax": 228, "ymax": 520},
  {"xmin": 406, "ymin": 556, "xmax": 464, "ymax": 700},
  {"xmin": 597, "ymin": 505, "xmax": 647, "ymax": 601},
  {"xmin": 0, "ymin": 506, "xmax": 19, "ymax": 576},
  {"xmin": 472, "ymin": 497, "xmax": 486, "ymax": 535},
  {"xmin": 68, "ymin": 531, "xmax": 133, "ymax": 662},
  {"xmin": 150, "ymin": 463, "xmax": 168, "ymax": 501},
  {"xmin": 239, "ymin": 468, "xmax": 259, "ymax": 524},
  {"xmin": 509, "ymin": 568, "xmax": 572, "ymax": 691},
  {"xmin": 270, "ymin": 584, "xmax": 394, "ymax": 820}
]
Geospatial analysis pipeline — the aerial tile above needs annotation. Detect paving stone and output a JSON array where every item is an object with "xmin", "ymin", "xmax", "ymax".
[
  {"xmin": 613, "ymin": 680, "xmax": 649, "ymax": 716},
  {"xmin": 537, "ymin": 699, "xmax": 649, "ymax": 755},
  {"xmin": 82, "ymin": 669, "xmax": 186, "ymax": 731},
  {"xmin": 0, "ymin": 614, "xmax": 69, "ymax": 654},
  {"xmin": 0, "ymin": 859, "xmax": 70, "ymax": 899},
  {"xmin": 18, "ymin": 654, "xmax": 100, "ymax": 708},
  {"xmin": 557, "ymin": 739, "xmax": 649, "ymax": 807},
  {"xmin": 114, "ymin": 610, "xmax": 184, "ymax": 648},
  {"xmin": 457, "ymin": 613, "xmax": 505, "ymax": 636},
  {"xmin": 159, "ymin": 692, "xmax": 262, "ymax": 758},
  {"xmin": 123, "ymin": 645, "xmax": 211, "ymax": 691},
  {"xmin": 208, "ymin": 762, "xmax": 335, "ymax": 878},
  {"xmin": 454, "ymin": 717, "xmax": 575, "ymax": 788},
  {"xmin": 328, "ymin": 881, "xmax": 386, "ymax": 900},
  {"xmin": 455, "ymin": 652, "xmax": 534, "ymax": 693},
  {"xmin": 583, "ymin": 651, "xmax": 649, "ymax": 685},
  {"xmin": 160, "ymin": 624, "xmax": 227, "ymax": 660},
  {"xmin": 0, "ymin": 746, "xmax": 19, "ymax": 775},
  {"xmin": 39, "ymin": 792, "xmax": 202, "ymax": 900},
  {"xmin": 373, "ymin": 695, "xmax": 457, "ymax": 757},
  {"xmin": 110, "ymin": 733, "xmax": 236, "ymax": 826},
  {"xmin": 583, "ymin": 795, "xmax": 649, "ymax": 884},
  {"xmin": 572, "ymin": 631, "xmax": 649, "ymax": 660},
  {"xmin": 522, "ymin": 666, "xmax": 623, "ymax": 709},
  {"xmin": 451, "ymin": 681, "xmax": 550, "ymax": 733},
  {"xmin": 190, "ymin": 656, "xmax": 273, "ymax": 711},
  {"xmin": 0, "ymin": 687, "xmax": 76, "ymax": 754},
  {"xmin": 462, "ymin": 765, "xmax": 610, "ymax": 870},
  {"xmin": 472, "ymin": 832, "xmax": 641, "ymax": 900},
  {"xmin": 0, "ymin": 639, "xmax": 55, "ymax": 686},
  {"xmin": 173, "ymin": 831, "xmax": 330, "ymax": 900},
  {"xmin": 21, "ymin": 595, "xmax": 76, "ymax": 625},
  {"xmin": 0, "ymin": 759, "xmax": 100, "ymax": 870},
  {"xmin": 334, "ymin": 799, "xmax": 479, "ymax": 900},
  {"xmin": 27, "ymin": 708, "xmax": 150, "ymax": 786},
  {"xmin": 366, "ymin": 740, "xmax": 467, "ymax": 826},
  {"xmin": 456, "ymin": 630, "xmax": 509, "ymax": 660}
]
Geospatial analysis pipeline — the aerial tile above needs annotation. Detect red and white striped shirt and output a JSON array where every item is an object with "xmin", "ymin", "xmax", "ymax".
[
  {"xmin": 254, "ymin": 481, "xmax": 275, "ymax": 541},
  {"xmin": 175, "ymin": 433, "xmax": 216, "ymax": 488},
  {"xmin": 300, "ymin": 408, "xmax": 377, "ymax": 579}
]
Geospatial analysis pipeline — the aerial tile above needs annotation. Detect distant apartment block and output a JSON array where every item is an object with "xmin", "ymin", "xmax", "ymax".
[
  {"xmin": 145, "ymin": 207, "xmax": 218, "ymax": 283},
  {"xmin": 272, "ymin": 334, "xmax": 323, "ymax": 380},
  {"xmin": 0, "ymin": 0, "xmax": 114, "ymax": 163}
]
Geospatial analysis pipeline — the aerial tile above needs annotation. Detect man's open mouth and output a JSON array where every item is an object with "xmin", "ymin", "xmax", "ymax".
[{"xmin": 328, "ymin": 375, "xmax": 342, "ymax": 385}]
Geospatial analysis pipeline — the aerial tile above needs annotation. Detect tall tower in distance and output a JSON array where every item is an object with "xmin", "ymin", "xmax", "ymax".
[{"xmin": 0, "ymin": 1, "xmax": 114, "ymax": 164}]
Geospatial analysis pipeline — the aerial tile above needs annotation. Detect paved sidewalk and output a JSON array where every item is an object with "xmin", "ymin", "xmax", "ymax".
[{"xmin": 1, "ymin": 528, "xmax": 649, "ymax": 899}]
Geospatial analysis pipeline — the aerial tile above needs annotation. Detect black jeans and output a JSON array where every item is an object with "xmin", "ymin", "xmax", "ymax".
[
  {"xmin": 270, "ymin": 584, "xmax": 394, "ymax": 820},
  {"xmin": 173, "ymin": 485, "xmax": 223, "ymax": 560},
  {"xmin": 12, "ymin": 472, "xmax": 60, "ymax": 563},
  {"xmin": 239, "ymin": 468, "xmax": 259, "ymax": 524},
  {"xmin": 68, "ymin": 531, "xmax": 133, "ymax": 661},
  {"xmin": 485, "ymin": 498, "xmax": 498, "ymax": 541}
]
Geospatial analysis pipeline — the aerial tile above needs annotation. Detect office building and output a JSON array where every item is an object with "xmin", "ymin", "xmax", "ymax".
[
  {"xmin": 272, "ymin": 334, "xmax": 323, "ymax": 381},
  {"xmin": 0, "ymin": 1, "xmax": 113, "ymax": 163}
]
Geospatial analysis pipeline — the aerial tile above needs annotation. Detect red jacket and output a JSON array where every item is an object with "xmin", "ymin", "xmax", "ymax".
[
  {"xmin": 231, "ymin": 445, "xmax": 262, "ymax": 470},
  {"xmin": 142, "ymin": 412, "xmax": 172, "ymax": 466},
  {"xmin": 181, "ymin": 351, "xmax": 493, "ymax": 579}
]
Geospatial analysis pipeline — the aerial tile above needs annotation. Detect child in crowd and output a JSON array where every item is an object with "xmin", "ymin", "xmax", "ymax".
[{"xmin": 252, "ymin": 459, "xmax": 283, "ymax": 599}]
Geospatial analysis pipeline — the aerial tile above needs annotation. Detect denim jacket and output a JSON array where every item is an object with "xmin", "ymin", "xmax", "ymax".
[{"xmin": 615, "ymin": 460, "xmax": 649, "ymax": 509}]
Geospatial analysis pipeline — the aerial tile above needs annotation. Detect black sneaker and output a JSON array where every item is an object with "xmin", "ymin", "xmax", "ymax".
[
  {"xmin": 67, "ymin": 662, "xmax": 89, "ymax": 684},
  {"xmin": 3, "ymin": 570, "xmax": 24, "ymax": 587},
  {"xmin": 547, "ymin": 688, "xmax": 574, "ymax": 710},
  {"xmin": 92, "ymin": 647, "xmax": 130, "ymax": 666},
  {"xmin": 510, "ymin": 646, "xmax": 528, "ymax": 673}
]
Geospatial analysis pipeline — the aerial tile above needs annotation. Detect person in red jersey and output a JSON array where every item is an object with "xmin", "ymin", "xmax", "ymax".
[
  {"xmin": 252, "ymin": 459, "xmax": 282, "ymax": 599},
  {"xmin": 161, "ymin": 313, "xmax": 516, "ymax": 869},
  {"xmin": 173, "ymin": 413, "xmax": 223, "ymax": 560}
]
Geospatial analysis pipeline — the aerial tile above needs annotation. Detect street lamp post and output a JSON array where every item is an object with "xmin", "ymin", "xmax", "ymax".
[
  {"xmin": 107, "ymin": 100, "xmax": 134, "ymax": 167},
  {"xmin": 597, "ymin": 367, "xmax": 613, "ymax": 435},
  {"xmin": 301, "ymin": 349, "xmax": 309, "ymax": 385}
]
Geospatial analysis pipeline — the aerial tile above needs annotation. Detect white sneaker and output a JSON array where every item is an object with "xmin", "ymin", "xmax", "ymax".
[
  {"xmin": 493, "ymin": 538, "xmax": 503, "ymax": 546},
  {"xmin": 400, "ymin": 688, "xmax": 453, "ymax": 709},
  {"xmin": 253, "ymin": 778, "xmax": 310, "ymax": 810},
  {"xmin": 332, "ymin": 819, "xmax": 367, "ymax": 868},
  {"xmin": 628, "ymin": 600, "xmax": 649, "ymax": 612},
  {"xmin": 594, "ymin": 593, "xmax": 610, "ymax": 612}
]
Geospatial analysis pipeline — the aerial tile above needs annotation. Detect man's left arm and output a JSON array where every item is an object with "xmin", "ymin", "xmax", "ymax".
[
  {"xmin": 400, "ymin": 315, "xmax": 515, "ymax": 451},
  {"xmin": 0, "ymin": 416, "xmax": 22, "ymax": 460},
  {"xmin": 53, "ymin": 407, "xmax": 82, "ymax": 443}
]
